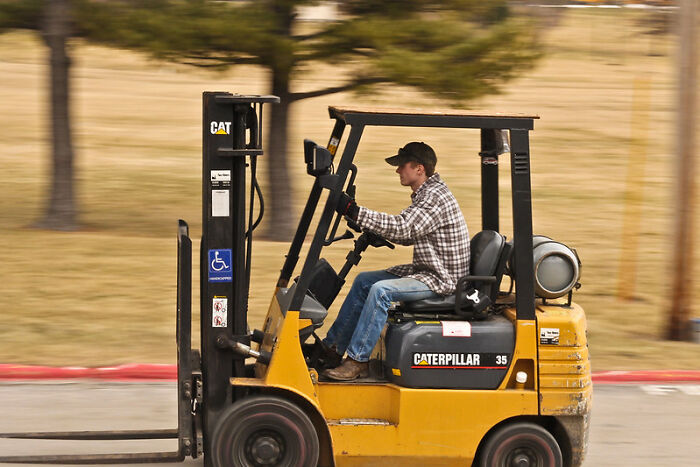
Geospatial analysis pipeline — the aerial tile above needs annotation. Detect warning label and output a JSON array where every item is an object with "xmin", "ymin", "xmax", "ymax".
[
  {"xmin": 212, "ymin": 297, "xmax": 227, "ymax": 328},
  {"xmin": 442, "ymin": 321, "xmax": 471, "ymax": 337},
  {"xmin": 540, "ymin": 327, "xmax": 560, "ymax": 345}
]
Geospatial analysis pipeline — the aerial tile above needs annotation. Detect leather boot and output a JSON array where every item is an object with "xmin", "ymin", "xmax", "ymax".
[
  {"xmin": 317, "ymin": 342, "xmax": 343, "ymax": 371},
  {"xmin": 322, "ymin": 357, "xmax": 369, "ymax": 381}
]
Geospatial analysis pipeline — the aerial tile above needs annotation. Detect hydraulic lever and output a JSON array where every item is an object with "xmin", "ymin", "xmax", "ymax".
[{"xmin": 215, "ymin": 335, "xmax": 271, "ymax": 365}]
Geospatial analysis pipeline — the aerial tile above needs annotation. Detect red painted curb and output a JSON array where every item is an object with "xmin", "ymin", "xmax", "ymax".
[
  {"xmin": 0, "ymin": 364, "xmax": 176, "ymax": 381},
  {"xmin": 591, "ymin": 370, "xmax": 700, "ymax": 383},
  {"xmin": 1, "ymin": 364, "xmax": 699, "ymax": 383}
]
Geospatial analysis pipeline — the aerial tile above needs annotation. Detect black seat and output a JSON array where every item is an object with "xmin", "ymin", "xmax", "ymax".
[{"xmin": 402, "ymin": 230, "xmax": 512, "ymax": 314}]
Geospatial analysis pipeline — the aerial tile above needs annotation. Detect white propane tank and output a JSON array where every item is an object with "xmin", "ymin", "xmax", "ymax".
[{"xmin": 532, "ymin": 235, "xmax": 581, "ymax": 299}]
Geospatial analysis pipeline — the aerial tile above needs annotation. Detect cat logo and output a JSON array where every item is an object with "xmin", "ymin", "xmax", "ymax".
[{"xmin": 210, "ymin": 121, "xmax": 232, "ymax": 135}]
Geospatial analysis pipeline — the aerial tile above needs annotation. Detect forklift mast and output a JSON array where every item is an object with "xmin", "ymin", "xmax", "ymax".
[
  {"xmin": 199, "ymin": 92, "xmax": 279, "ymax": 460},
  {"xmin": 0, "ymin": 93, "xmax": 279, "ymax": 465}
]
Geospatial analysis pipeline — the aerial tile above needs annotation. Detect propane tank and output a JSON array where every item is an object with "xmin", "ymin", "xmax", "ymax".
[{"xmin": 532, "ymin": 235, "xmax": 581, "ymax": 299}]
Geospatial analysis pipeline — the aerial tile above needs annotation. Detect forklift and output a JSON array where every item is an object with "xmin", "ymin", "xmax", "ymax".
[{"xmin": 0, "ymin": 93, "xmax": 591, "ymax": 466}]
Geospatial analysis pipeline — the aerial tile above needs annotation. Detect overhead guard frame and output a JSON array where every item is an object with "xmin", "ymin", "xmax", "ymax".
[{"xmin": 282, "ymin": 106, "xmax": 538, "ymax": 322}]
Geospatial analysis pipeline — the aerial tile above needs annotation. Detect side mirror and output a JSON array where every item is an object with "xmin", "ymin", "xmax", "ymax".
[{"xmin": 304, "ymin": 139, "xmax": 332, "ymax": 176}]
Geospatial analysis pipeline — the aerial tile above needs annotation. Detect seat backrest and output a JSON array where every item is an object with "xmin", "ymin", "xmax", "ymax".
[
  {"xmin": 470, "ymin": 230, "xmax": 505, "ymax": 276},
  {"xmin": 398, "ymin": 230, "xmax": 511, "ymax": 316},
  {"xmin": 469, "ymin": 230, "xmax": 510, "ymax": 300}
]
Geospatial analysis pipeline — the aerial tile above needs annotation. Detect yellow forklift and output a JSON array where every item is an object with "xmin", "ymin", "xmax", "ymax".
[{"xmin": 0, "ymin": 94, "xmax": 590, "ymax": 466}]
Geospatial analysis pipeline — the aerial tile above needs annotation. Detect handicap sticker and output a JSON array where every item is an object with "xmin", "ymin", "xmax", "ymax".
[{"xmin": 208, "ymin": 249, "xmax": 232, "ymax": 282}]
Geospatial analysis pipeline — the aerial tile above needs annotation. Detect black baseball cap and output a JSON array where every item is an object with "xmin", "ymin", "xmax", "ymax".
[{"xmin": 385, "ymin": 142, "xmax": 437, "ymax": 168}]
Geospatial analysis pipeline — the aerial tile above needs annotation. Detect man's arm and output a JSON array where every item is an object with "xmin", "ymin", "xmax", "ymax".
[{"xmin": 356, "ymin": 199, "xmax": 440, "ymax": 243}]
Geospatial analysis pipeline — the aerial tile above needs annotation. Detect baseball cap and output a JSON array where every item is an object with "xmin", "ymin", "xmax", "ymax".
[{"xmin": 385, "ymin": 142, "xmax": 437, "ymax": 168}]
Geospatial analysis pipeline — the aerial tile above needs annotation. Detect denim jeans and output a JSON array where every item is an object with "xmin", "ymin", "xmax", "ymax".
[{"xmin": 323, "ymin": 270, "xmax": 438, "ymax": 362}]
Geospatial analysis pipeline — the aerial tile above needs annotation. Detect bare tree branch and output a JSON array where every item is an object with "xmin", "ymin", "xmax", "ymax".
[
  {"xmin": 178, "ymin": 55, "xmax": 259, "ymax": 66},
  {"xmin": 290, "ymin": 77, "xmax": 387, "ymax": 101}
]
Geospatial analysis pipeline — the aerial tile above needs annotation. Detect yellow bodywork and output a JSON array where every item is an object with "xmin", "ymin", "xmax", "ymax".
[{"xmin": 232, "ymin": 291, "xmax": 591, "ymax": 466}]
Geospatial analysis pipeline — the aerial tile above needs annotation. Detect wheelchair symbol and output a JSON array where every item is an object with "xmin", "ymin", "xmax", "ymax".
[
  {"xmin": 208, "ymin": 249, "xmax": 232, "ymax": 282},
  {"xmin": 211, "ymin": 251, "xmax": 229, "ymax": 272}
]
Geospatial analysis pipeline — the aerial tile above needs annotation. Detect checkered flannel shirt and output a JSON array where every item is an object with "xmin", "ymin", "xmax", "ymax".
[{"xmin": 357, "ymin": 173, "xmax": 470, "ymax": 296}]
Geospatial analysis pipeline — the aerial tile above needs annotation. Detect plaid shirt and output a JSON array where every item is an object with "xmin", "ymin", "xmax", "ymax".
[{"xmin": 357, "ymin": 174, "xmax": 470, "ymax": 296}]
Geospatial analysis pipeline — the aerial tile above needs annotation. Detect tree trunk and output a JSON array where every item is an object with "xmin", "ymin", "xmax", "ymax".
[
  {"xmin": 263, "ymin": 68, "xmax": 296, "ymax": 241},
  {"xmin": 36, "ymin": 0, "xmax": 77, "ymax": 230},
  {"xmin": 668, "ymin": 0, "xmax": 697, "ymax": 341}
]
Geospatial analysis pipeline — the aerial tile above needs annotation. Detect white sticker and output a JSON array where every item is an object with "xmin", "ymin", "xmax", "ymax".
[
  {"xmin": 211, "ymin": 170, "xmax": 231, "ymax": 182},
  {"xmin": 212, "ymin": 297, "xmax": 227, "ymax": 328},
  {"xmin": 212, "ymin": 190, "xmax": 229, "ymax": 217},
  {"xmin": 540, "ymin": 327, "xmax": 560, "ymax": 345},
  {"xmin": 442, "ymin": 321, "xmax": 471, "ymax": 337}
]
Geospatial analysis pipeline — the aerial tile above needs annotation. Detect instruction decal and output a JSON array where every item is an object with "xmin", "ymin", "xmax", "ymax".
[
  {"xmin": 211, "ymin": 170, "xmax": 231, "ymax": 184},
  {"xmin": 540, "ymin": 327, "xmax": 560, "ymax": 345},
  {"xmin": 442, "ymin": 321, "xmax": 471, "ymax": 337},
  {"xmin": 212, "ymin": 190, "xmax": 230, "ymax": 217},
  {"xmin": 208, "ymin": 249, "xmax": 232, "ymax": 282},
  {"xmin": 210, "ymin": 121, "xmax": 232, "ymax": 135},
  {"xmin": 212, "ymin": 296, "xmax": 228, "ymax": 327}
]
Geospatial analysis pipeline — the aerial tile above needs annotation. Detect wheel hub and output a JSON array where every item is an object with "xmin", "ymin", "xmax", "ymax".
[
  {"xmin": 508, "ymin": 448, "xmax": 537, "ymax": 467},
  {"xmin": 510, "ymin": 452, "xmax": 532, "ymax": 467},
  {"xmin": 247, "ymin": 431, "xmax": 284, "ymax": 465}
]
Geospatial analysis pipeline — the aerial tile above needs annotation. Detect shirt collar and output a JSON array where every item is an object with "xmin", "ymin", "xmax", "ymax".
[{"xmin": 411, "ymin": 173, "xmax": 441, "ymax": 199}]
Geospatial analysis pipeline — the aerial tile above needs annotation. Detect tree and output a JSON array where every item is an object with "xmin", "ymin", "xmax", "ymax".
[
  {"xmin": 70, "ymin": 0, "xmax": 541, "ymax": 240},
  {"xmin": 2, "ymin": 0, "xmax": 541, "ymax": 239},
  {"xmin": 0, "ymin": 0, "xmax": 78, "ymax": 230}
]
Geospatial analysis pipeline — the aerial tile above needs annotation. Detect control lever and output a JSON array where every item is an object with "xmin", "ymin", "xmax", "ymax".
[
  {"xmin": 325, "ymin": 229, "xmax": 354, "ymax": 246},
  {"xmin": 346, "ymin": 218, "xmax": 362, "ymax": 233},
  {"xmin": 216, "ymin": 335, "xmax": 271, "ymax": 365},
  {"xmin": 365, "ymin": 230, "xmax": 395, "ymax": 249}
]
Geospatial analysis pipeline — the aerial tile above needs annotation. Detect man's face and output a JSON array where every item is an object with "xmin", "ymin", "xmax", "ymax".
[{"xmin": 396, "ymin": 161, "xmax": 424, "ymax": 186}]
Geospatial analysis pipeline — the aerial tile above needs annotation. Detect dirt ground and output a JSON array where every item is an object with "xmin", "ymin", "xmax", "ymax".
[{"xmin": 0, "ymin": 7, "xmax": 699, "ymax": 369}]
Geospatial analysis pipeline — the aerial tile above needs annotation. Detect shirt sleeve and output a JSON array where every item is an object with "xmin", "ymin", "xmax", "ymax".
[{"xmin": 357, "ymin": 195, "xmax": 441, "ymax": 244}]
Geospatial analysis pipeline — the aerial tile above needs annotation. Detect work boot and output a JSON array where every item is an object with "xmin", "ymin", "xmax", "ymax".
[
  {"xmin": 322, "ymin": 357, "xmax": 369, "ymax": 381},
  {"xmin": 315, "ymin": 341, "xmax": 343, "ymax": 371}
]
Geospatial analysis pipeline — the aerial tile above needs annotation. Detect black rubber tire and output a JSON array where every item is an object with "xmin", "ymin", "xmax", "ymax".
[
  {"xmin": 479, "ymin": 422, "xmax": 563, "ymax": 467},
  {"xmin": 211, "ymin": 395, "xmax": 320, "ymax": 467}
]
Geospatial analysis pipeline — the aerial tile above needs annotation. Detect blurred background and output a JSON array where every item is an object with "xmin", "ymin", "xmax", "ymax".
[{"xmin": 0, "ymin": 0, "xmax": 698, "ymax": 371}]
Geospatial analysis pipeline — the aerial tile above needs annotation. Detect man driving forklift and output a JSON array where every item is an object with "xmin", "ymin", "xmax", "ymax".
[{"xmin": 320, "ymin": 141, "xmax": 471, "ymax": 381}]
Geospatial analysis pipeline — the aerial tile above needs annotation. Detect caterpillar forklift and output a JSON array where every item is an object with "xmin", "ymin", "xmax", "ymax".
[{"xmin": 0, "ymin": 93, "xmax": 590, "ymax": 466}]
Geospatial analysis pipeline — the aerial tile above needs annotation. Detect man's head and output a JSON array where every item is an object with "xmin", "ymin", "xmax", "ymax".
[
  {"xmin": 385, "ymin": 142, "xmax": 436, "ymax": 175},
  {"xmin": 385, "ymin": 142, "xmax": 437, "ymax": 190}
]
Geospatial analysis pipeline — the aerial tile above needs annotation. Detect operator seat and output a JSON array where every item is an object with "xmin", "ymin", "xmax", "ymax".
[{"xmin": 401, "ymin": 230, "xmax": 512, "ymax": 315}]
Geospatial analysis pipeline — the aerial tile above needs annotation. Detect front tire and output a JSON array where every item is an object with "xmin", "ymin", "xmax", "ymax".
[
  {"xmin": 479, "ymin": 422, "xmax": 563, "ymax": 467},
  {"xmin": 211, "ymin": 395, "xmax": 320, "ymax": 467}
]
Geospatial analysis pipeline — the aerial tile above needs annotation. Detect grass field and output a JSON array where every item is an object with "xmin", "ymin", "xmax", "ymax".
[{"xmin": 1, "ymin": 7, "xmax": 699, "ymax": 370}]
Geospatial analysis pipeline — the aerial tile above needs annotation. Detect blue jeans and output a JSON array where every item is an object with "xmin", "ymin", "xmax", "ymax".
[{"xmin": 323, "ymin": 270, "xmax": 438, "ymax": 362}]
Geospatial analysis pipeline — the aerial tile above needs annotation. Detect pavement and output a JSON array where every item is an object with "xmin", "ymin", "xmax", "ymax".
[
  {"xmin": 2, "ymin": 363, "xmax": 700, "ymax": 383},
  {"xmin": 0, "ymin": 366, "xmax": 698, "ymax": 466}
]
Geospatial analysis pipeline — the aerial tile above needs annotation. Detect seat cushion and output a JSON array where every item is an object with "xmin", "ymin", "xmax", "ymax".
[{"xmin": 403, "ymin": 294, "xmax": 457, "ymax": 312}]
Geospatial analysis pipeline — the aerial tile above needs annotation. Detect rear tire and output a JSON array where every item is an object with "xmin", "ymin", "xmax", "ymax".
[
  {"xmin": 479, "ymin": 422, "xmax": 562, "ymax": 467},
  {"xmin": 211, "ymin": 395, "xmax": 320, "ymax": 467}
]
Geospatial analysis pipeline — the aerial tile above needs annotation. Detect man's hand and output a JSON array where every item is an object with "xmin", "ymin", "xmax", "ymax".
[{"xmin": 335, "ymin": 192, "xmax": 359, "ymax": 221}]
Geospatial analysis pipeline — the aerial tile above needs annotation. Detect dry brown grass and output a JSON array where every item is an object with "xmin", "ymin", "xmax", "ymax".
[{"xmin": 0, "ymin": 8, "xmax": 698, "ymax": 369}]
